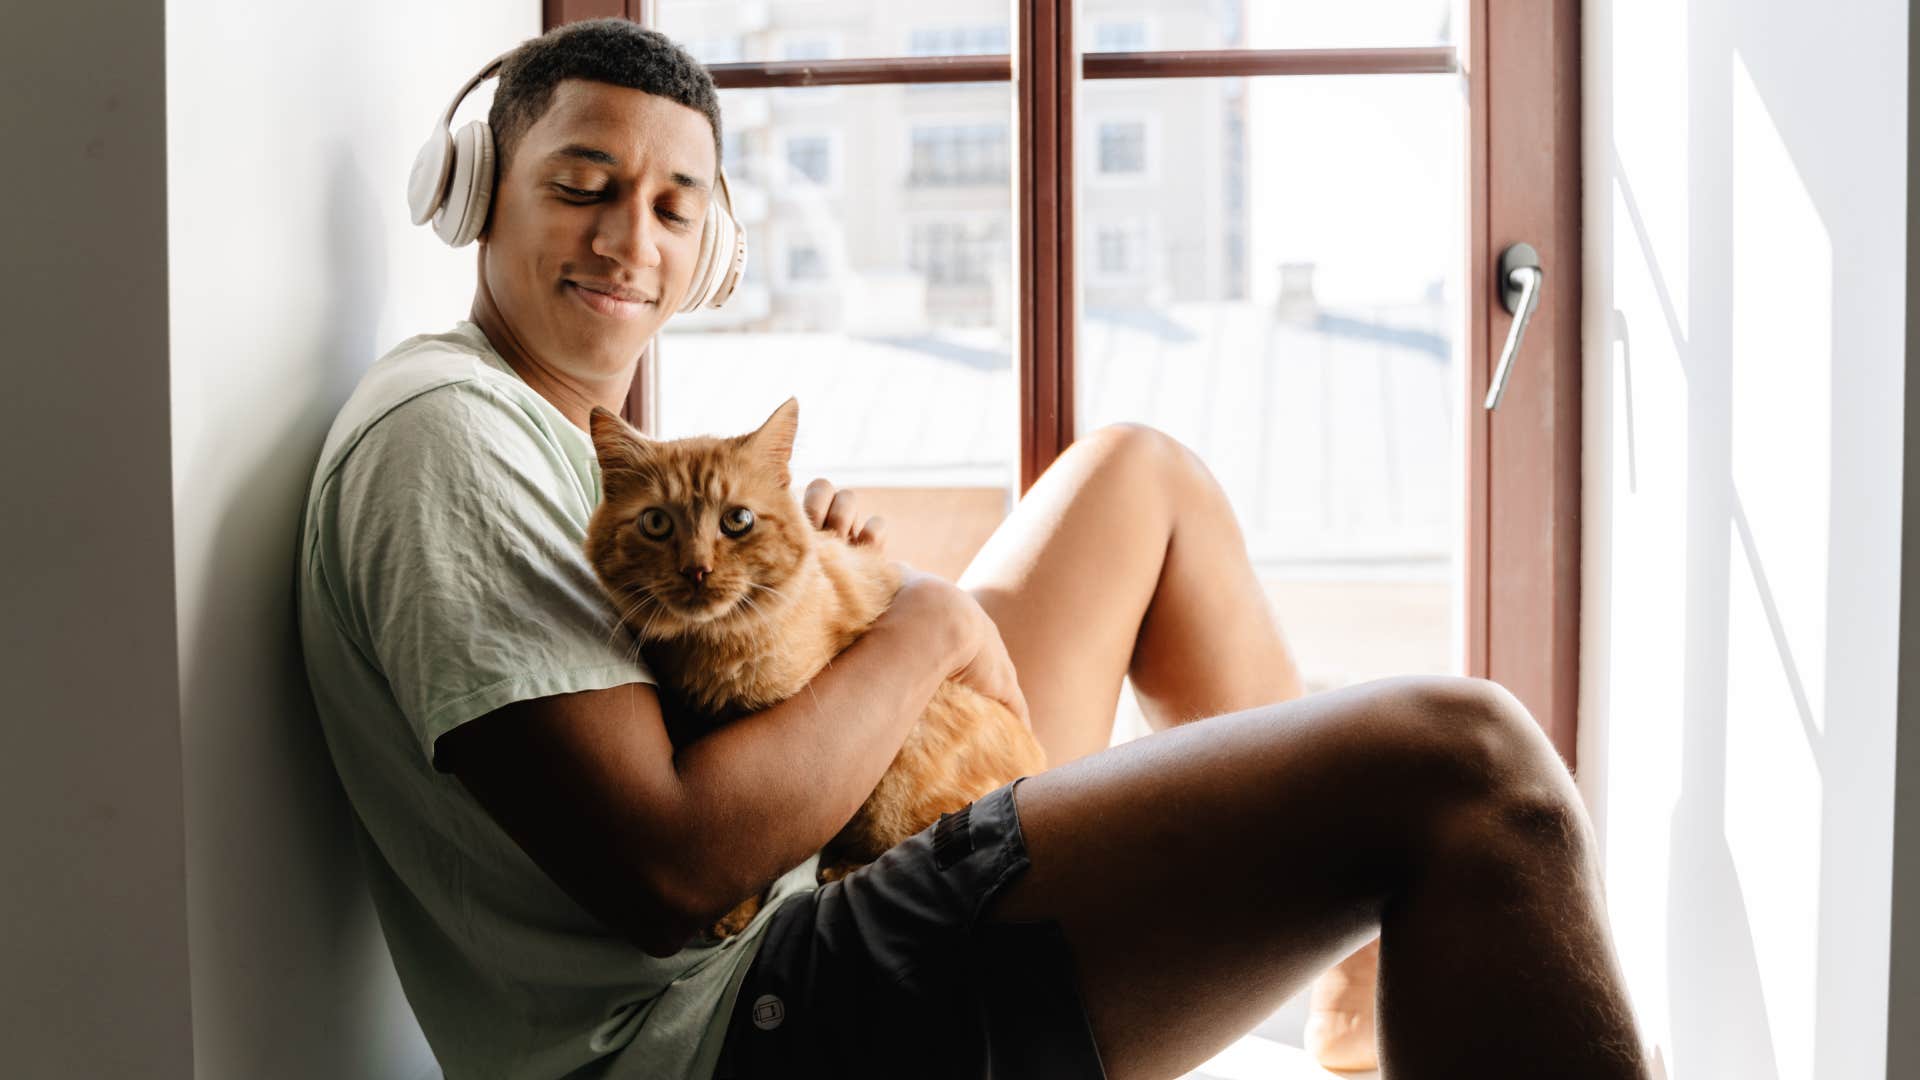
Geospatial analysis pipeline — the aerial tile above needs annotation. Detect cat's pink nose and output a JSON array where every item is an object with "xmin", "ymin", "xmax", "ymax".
[{"xmin": 681, "ymin": 565, "xmax": 711, "ymax": 586}]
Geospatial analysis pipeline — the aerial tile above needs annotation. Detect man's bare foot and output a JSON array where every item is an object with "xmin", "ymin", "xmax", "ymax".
[{"xmin": 1305, "ymin": 934, "xmax": 1380, "ymax": 1072}]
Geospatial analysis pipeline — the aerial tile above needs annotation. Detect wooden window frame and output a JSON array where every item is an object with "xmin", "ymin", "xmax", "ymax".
[{"xmin": 543, "ymin": 0, "xmax": 1583, "ymax": 771}]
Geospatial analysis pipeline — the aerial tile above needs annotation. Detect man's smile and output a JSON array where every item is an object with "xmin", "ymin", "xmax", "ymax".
[{"xmin": 566, "ymin": 278, "xmax": 657, "ymax": 319}]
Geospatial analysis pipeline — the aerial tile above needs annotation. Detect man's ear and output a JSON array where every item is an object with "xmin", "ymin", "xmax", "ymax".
[
  {"xmin": 738, "ymin": 397, "xmax": 798, "ymax": 484},
  {"xmin": 589, "ymin": 406, "xmax": 655, "ymax": 497}
]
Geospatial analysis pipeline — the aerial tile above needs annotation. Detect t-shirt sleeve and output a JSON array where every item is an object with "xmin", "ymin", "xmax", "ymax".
[{"xmin": 325, "ymin": 382, "xmax": 656, "ymax": 771}]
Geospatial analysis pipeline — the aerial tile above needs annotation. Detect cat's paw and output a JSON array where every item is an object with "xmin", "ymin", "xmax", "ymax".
[
  {"xmin": 704, "ymin": 893, "xmax": 764, "ymax": 941},
  {"xmin": 815, "ymin": 861, "xmax": 862, "ymax": 886}
]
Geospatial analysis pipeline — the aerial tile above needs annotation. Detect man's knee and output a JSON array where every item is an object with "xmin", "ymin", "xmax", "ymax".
[
  {"xmin": 1384, "ymin": 676, "xmax": 1587, "ymax": 855},
  {"xmin": 1077, "ymin": 422, "xmax": 1226, "ymax": 512}
]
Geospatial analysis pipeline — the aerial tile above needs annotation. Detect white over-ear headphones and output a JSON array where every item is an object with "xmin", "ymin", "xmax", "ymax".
[{"xmin": 406, "ymin": 50, "xmax": 749, "ymax": 313}]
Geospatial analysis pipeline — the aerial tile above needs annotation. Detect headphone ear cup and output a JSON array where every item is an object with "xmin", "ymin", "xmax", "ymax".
[
  {"xmin": 408, "ymin": 127, "xmax": 454, "ymax": 226},
  {"xmin": 434, "ymin": 120, "xmax": 495, "ymax": 248},
  {"xmin": 712, "ymin": 226, "xmax": 748, "ymax": 309},
  {"xmin": 678, "ymin": 197, "xmax": 722, "ymax": 313}
]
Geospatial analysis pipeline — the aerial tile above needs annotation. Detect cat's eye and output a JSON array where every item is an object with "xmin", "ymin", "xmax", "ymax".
[
  {"xmin": 720, "ymin": 506, "xmax": 756, "ymax": 537},
  {"xmin": 638, "ymin": 508, "xmax": 673, "ymax": 539}
]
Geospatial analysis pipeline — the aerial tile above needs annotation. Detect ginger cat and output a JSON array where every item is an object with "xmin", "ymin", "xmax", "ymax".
[{"xmin": 582, "ymin": 398, "xmax": 1047, "ymax": 943}]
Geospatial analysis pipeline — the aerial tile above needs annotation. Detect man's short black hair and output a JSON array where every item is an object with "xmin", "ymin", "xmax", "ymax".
[{"xmin": 489, "ymin": 18, "xmax": 722, "ymax": 176}]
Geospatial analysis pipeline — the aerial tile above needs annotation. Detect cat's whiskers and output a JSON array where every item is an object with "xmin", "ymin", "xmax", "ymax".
[
  {"xmin": 604, "ymin": 586, "xmax": 655, "ymax": 648},
  {"xmin": 635, "ymin": 595, "xmax": 673, "ymax": 644},
  {"xmin": 745, "ymin": 580, "xmax": 792, "ymax": 605}
]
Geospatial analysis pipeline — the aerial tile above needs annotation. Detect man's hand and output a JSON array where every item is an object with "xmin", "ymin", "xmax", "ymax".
[
  {"xmin": 802, "ymin": 478, "xmax": 887, "ymax": 552},
  {"xmin": 881, "ymin": 566, "xmax": 1033, "ymax": 736}
]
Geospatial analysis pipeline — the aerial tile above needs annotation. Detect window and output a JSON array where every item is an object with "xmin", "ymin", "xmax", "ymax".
[
  {"xmin": 908, "ymin": 220, "xmax": 1004, "ymax": 286},
  {"xmin": 617, "ymin": 1, "xmax": 1586, "ymax": 761},
  {"xmin": 721, "ymin": 128, "xmax": 748, "ymax": 182},
  {"xmin": 909, "ymin": 123, "xmax": 1010, "ymax": 187},
  {"xmin": 908, "ymin": 25, "xmax": 1010, "ymax": 57},
  {"xmin": 1091, "ymin": 20, "xmax": 1151, "ymax": 53},
  {"xmin": 1092, "ymin": 220, "xmax": 1149, "ymax": 280},
  {"xmin": 1097, "ymin": 120, "xmax": 1149, "ymax": 176},
  {"xmin": 783, "ymin": 237, "xmax": 826, "ymax": 283},
  {"xmin": 680, "ymin": 35, "xmax": 744, "ymax": 64},
  {"xmin": 783, "ymin": 36, "xmax": 835, "ymax": 62},
  {"xmin": 783, "ymin": 133, "xmax": 834, "ymax": 187}
]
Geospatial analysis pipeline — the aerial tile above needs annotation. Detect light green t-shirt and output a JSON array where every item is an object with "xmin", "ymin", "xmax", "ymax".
[{"xmin": 296, "ymin": 320, "xmax": 818, "ymax": 1080}]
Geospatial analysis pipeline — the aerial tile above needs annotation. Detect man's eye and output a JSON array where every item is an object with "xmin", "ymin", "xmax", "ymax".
[
  {"xmin": 556, "ymin": 184, "xmax": 604, "ymax": 201},
  {"xmin": 659, "ymin": 207, "xmax": 691, "ymax": 225}
]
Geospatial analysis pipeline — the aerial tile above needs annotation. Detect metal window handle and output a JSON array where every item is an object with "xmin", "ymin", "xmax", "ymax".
[{"xmin": 1485, "ymin": 242, "xmax": 1544, "ymax": 411}]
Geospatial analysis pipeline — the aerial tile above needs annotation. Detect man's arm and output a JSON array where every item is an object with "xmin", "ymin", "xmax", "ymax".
[{"xmin": 437, "ymin": 571, "xmax": 1011, "ymax": 958}]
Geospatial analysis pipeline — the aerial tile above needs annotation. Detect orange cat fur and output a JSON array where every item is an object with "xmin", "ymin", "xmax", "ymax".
[{"xmin": 582, "ymin": 398, "xmax": 1047, "ymax": 943}]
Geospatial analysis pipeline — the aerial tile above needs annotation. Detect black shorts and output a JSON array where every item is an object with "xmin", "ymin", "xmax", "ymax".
[{"xmin": 711, "ymin": 775, "xmax": 1108, "ymax": 1079}]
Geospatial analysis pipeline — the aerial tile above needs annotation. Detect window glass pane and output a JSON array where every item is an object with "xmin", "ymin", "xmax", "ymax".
[
  {"xmin": 660, "ymin": 0, "xmax": 1011, "ymax": 64},
  {"xmin": 659, "ymin": 85, "xmax": 1018, "ymax": 582},
  {"xmin": 1079, "ymin": 0, "xmax": 1456, "ymax": 51},
  {"xmin": 1076, "ymin": 74, "xmax": 1465, "ymax": 699}
]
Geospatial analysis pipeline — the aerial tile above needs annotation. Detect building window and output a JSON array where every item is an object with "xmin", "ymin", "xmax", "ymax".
[
  {"xmin": 681, "ymin": 35, "xmax": 744, "ymax": 65},
  {"xmin": 909, "ymin": 123, "xmax": 1009, "ymax": 187},
  {"xmin": 907, "ymin": 25, "xmax": 1011, "ymax": 56},
  {"xmin": 1091, "ymin": 20, "xmax": 1150, "ymax": 53},
  {"xmin": 783, "ymin": 36, "xmax": 835, "ymax": 62},
  {"xmin": 1095, "ymin": 221, "xmax": 1148, "ymax": 279},
  {"xmin": 909, "ymin": 220, "xmax": 1003, "ymax": 285},
  {"xmin": 784, "ymin": 134, "xmax": 833, "ymax": 186},
  {"xmin": 786, "ymin": 239, "xmax": 826, "ymax": 282},
  {"xmin": 1097, "ymin": 120, "xmax": 1148, "ymax": 176},
  {"xmin": 722, "ymin": 129, "xmax": 748, "ymax": 183}
]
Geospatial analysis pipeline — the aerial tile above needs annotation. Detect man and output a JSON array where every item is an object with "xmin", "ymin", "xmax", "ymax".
[{"xmin": 297, "ymin": 18, "xmax": 1650, "ymax": 1080}]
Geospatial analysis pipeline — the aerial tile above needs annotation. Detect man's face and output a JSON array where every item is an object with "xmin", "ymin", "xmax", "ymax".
[{"xmin": 479, "ymin": 79, "xmax": 717, "ymax": 378}]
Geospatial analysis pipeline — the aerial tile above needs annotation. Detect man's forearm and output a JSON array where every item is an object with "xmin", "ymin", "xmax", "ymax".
[{"xmin": 665, "ymin": 611, "xmax": 955, "ymax": 919}]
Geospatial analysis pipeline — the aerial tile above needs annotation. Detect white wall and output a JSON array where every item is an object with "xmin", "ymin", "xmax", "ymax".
[
  {"xmin": 0, "ymin": 2, "xmax": 194, "ymax": 1075},
  {"xmin": 163, "ymin": 1, "xmax": 538, "ymax": 1075},
  {"xmin": 1581, "ymin": 1, "xmax": 1907, "ymax": 1077}
]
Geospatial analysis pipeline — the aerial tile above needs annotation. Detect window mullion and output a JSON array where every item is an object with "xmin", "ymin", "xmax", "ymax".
[{"xmin": 1015, "ymin": 0, "xmax": 1076, "ymax": 493}]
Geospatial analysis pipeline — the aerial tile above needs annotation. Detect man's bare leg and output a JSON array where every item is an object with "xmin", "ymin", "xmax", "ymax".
[
  {"xmin": 959, "ymin": 423, "xmax": 1383, "ymax": 1062},
  {"xmin": 981, "ymin": 678, "xmax": 1648, "ymax": 1080},
  {"xmin": 958, "ymin": 423, "xmax": 1305, "ymax": 766},
  {"xmin": 958, "ymin": 426, "xmax": 1645, "ymax": 1077}
]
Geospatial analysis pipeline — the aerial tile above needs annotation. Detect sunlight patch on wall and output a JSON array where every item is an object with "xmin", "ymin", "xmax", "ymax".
[
  {"xmin": 1730, "ymin": 52, "xmax": 1832, "ymax": 737},
  {"xmin": 1611, "ymin": 0, "xmax": 1689, "ymax": 339},
  {"xmin": 1601, "ymin": 179, "xmax": 1691, "ymax": 1053},
  {"xmin": 1722, "ymin": 54, "xmax": 1831, "ymax": 1080},
  {"xmin": 1724, "ymin": 521, "xmax": 1824, "ymax": 1080}
]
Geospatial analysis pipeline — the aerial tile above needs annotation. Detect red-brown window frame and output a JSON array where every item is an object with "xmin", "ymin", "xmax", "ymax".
[{"xmin": 544, "ymin": 0, "xmax": 1584, "ymax": 772}]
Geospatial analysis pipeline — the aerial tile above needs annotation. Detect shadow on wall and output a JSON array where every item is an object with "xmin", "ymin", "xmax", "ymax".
[
  {"xmin": 177, "ymin": 141, "xmax": 436, "ymax": 1077},
  {"xmin": 1591, "ymin": 0, "xmax": 1903, "ymax": 1077}
]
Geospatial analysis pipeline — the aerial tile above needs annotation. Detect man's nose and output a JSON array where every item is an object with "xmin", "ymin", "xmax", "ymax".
[
  {"xmin": 680, "ymin": 564, "xmax": 711, "ymax": 586},
  {"xmin": 595, "ymin": 194, "xmax": 662, "ymax": 269}
]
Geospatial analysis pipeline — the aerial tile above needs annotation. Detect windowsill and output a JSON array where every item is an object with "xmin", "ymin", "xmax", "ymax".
[{"xmin": 1178, "ymin": 1034, "xmax": 1381, "ymax": 1080}]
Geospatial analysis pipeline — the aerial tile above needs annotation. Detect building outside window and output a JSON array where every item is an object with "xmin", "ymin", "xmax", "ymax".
[{"xmin": 909, "ymin": 123, "xmax": 1009, "ymax": 187}]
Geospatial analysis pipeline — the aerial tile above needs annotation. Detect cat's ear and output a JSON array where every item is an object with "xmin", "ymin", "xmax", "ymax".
[
  {"xmin": 589, "ymin": 405, "xmax": 654, "ymax": 495},
  {"xmin": 740, "ymin": 397, "xmax": 799, "ymax": 476}
]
